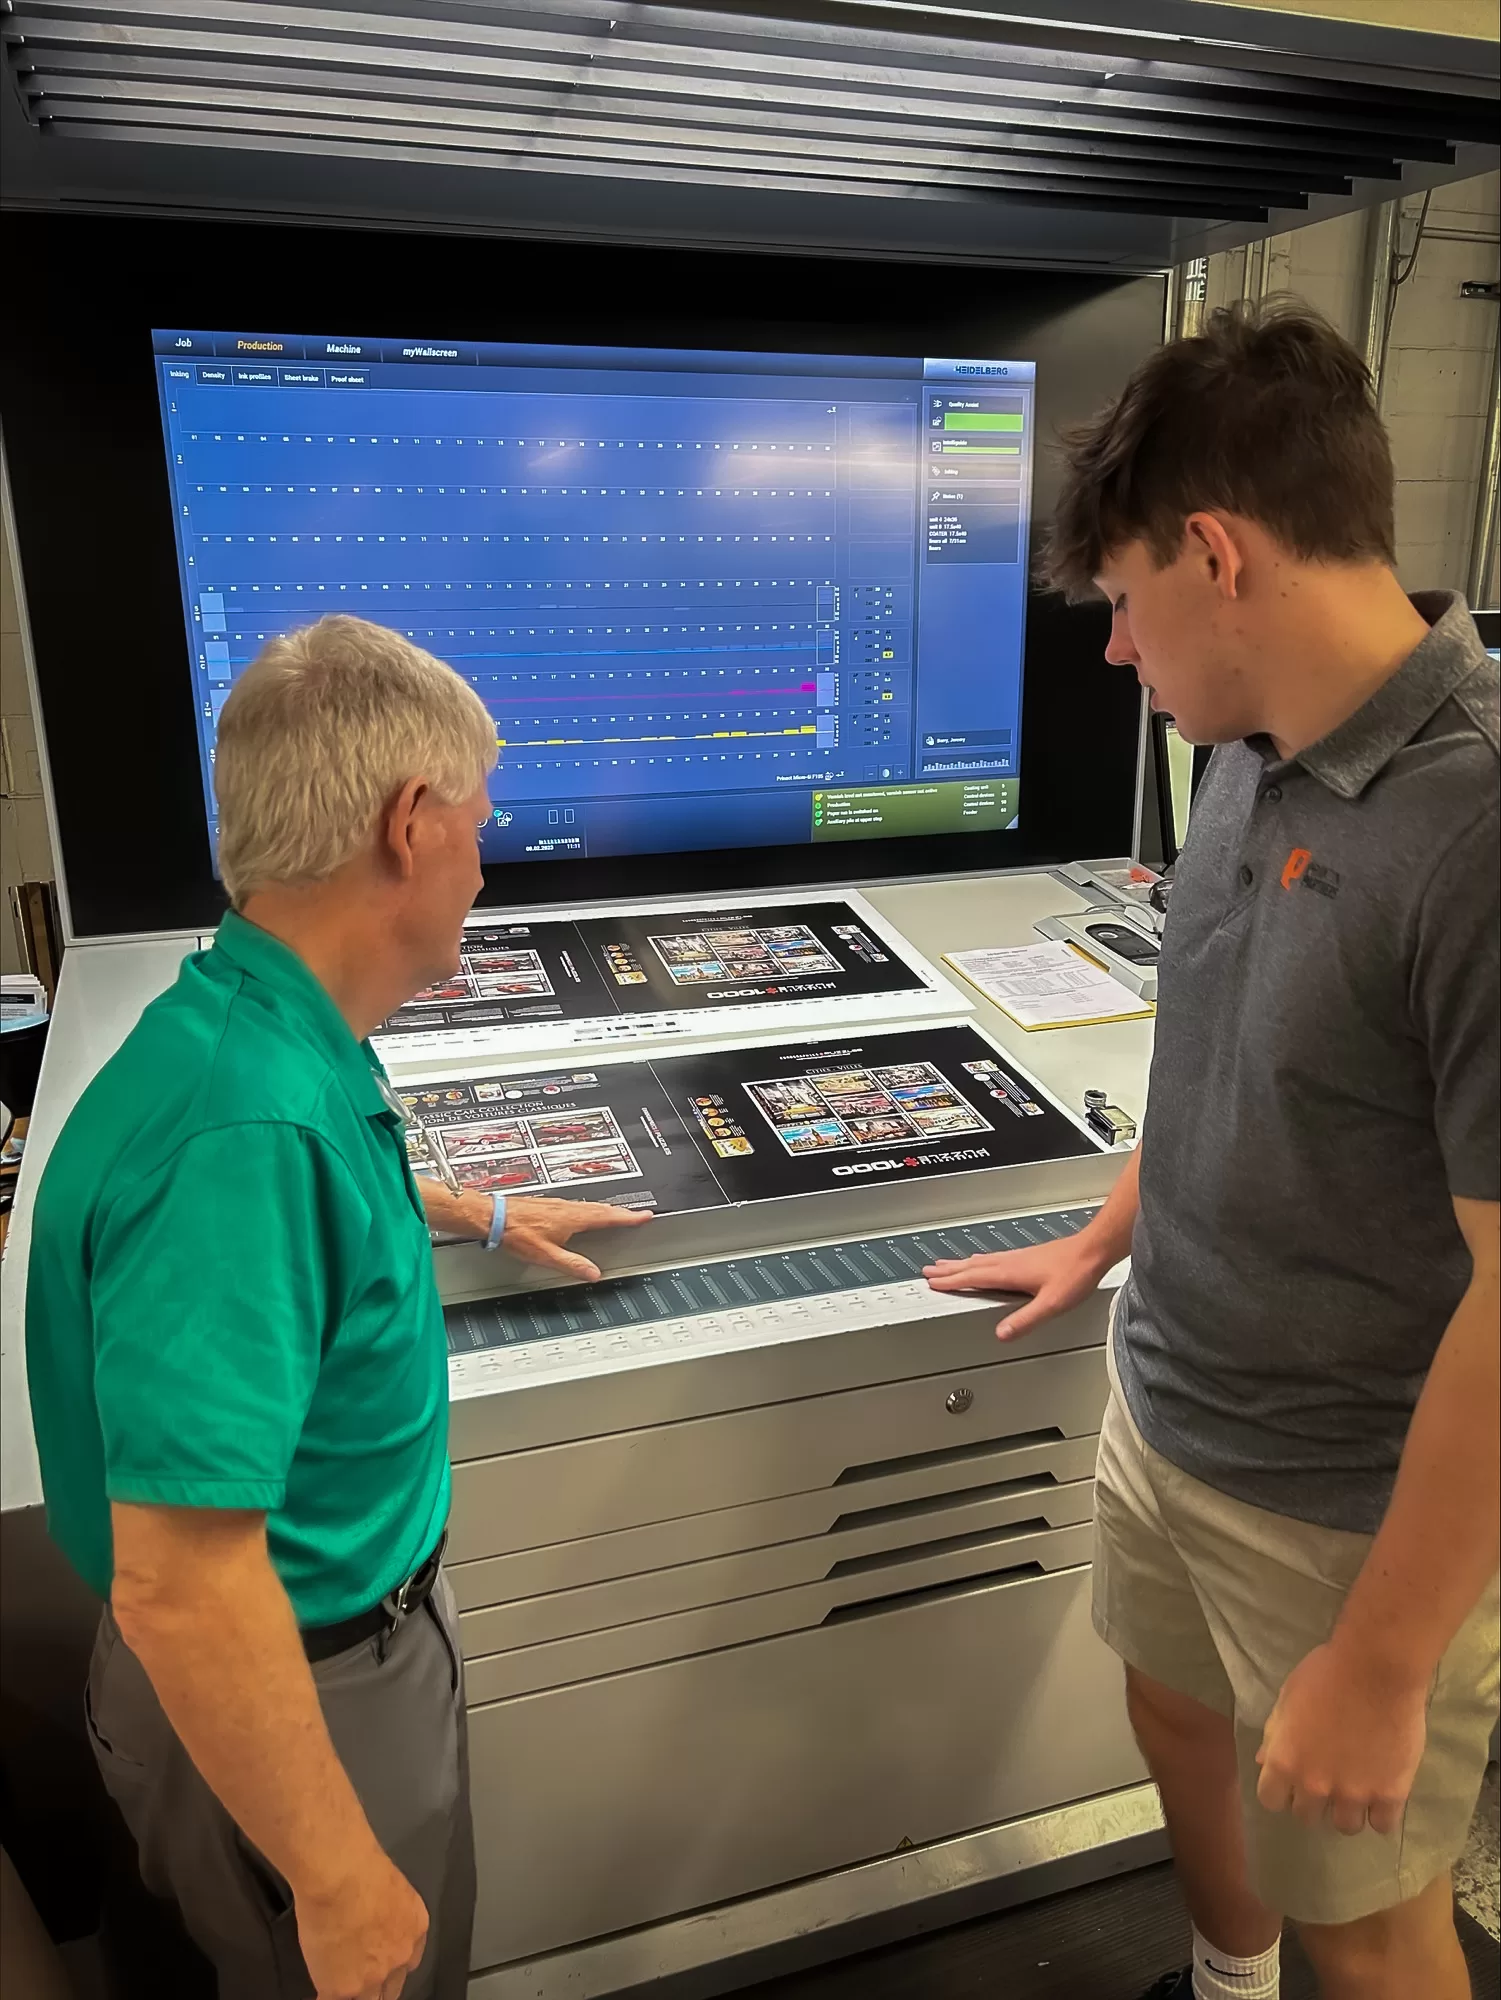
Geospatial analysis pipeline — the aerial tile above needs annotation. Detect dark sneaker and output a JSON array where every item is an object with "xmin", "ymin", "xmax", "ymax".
[{"xmin": 1135, "ymin": 1974, "xmax": 1194, "ymax": 2000}]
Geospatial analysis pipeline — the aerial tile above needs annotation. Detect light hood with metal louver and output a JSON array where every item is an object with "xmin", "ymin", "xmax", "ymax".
[{"xmin": 2, "ymin": 0, "xmax": 1498, "ymax": 264}]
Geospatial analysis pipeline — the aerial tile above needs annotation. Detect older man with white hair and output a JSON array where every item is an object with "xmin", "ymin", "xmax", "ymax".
[{"xmin": 25, "ymin": 617, "xmax": 649, "ymax": 2000}]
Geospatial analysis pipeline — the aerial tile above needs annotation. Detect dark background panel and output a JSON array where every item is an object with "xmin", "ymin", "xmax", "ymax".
[
  {"xmin": 576, "ymin": 900, "xmax": 928, "ymax": 1014},
  {"xmin": 381, "ymin": 918, "xmax": 621, "ymax": 1036},
  {"xmin": 402, "ymin": 1063, "xmax": 729, "ymax": 1218},
  {"xmin": 1, "ymin": 213, "xmax": 1160, "ymax": 939},
  {"xmin": 661, "ymin": 1025, "xmax": 1090, "ymax": 1204}
]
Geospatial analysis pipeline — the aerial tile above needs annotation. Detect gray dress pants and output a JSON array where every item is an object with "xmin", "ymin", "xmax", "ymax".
[{"xmin": 83, "ymin": 1574, "xmax": 476, "ymax": 2000}]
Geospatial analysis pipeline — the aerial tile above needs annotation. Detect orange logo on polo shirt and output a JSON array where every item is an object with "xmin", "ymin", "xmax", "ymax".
[
  {"xmin": 1281, "ymin": 847, "xmax": 1342, "ymax": 899},
  {"xmin": 1281, "ymin": 848, "xmax": 1312, "ymax": 890}
]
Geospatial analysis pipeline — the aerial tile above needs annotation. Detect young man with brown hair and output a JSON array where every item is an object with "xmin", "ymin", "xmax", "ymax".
[{"xmin": 925, "ymin": 303, "xmax": 1499, "ymax": 2000}]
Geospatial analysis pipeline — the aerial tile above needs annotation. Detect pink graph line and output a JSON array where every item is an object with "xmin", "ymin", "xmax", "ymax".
[{"xmin": 499, "ymin": 683, "xmax": 818, "ymax": 702}]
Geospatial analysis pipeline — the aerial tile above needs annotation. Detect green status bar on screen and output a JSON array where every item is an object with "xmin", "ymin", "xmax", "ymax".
[{"xmin": 942, "ymin": 411, "xmax": 1024, "ymax": 432}]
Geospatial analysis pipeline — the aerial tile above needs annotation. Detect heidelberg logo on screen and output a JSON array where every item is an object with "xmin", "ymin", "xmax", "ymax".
[{"xmin": 832, "ymin": 1147, "xmax": 990, "ymax": 1178}]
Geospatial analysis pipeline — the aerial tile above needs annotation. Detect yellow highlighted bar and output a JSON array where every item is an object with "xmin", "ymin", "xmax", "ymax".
[{"xmin": 508, "ymin": 724, "xmax": 830, "ymax": 749}]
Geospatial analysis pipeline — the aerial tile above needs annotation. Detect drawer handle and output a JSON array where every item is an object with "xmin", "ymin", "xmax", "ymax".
[
  {"xmin": 945, "ymin": 1387, "xmax": 974, "ymax": 1415},
  {"xmin": 831, "ymin": 1472, "xmax": 1062, "ymax": 1534},
  {"xmin": 823, "ymin": 1562, "xmax": 1050, "ymax": 1624},
  {"xmin": 827, "ymin": 1518, "xmax": 1054, "ymax": 1580},
  {"xmin": 835, "ymin": 1427, "xmax": 1067, "ymax": 1485}
]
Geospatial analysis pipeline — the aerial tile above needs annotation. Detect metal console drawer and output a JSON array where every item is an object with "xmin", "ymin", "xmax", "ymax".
[
  {"xmin": 449, "ymin": 1343, "xmax": 1108, "ymax": 1563},
  {"xmin": 447, "ymin": 1427, "xmax": 1100, "ymax": 1608},
  {"xmin": 465, "ymin": 1517, "xmax": 1093, "ymax": 1696},
  {"xmin": 466, "ymin": 1562, "xmax": 1141, "ymax": 1971}
]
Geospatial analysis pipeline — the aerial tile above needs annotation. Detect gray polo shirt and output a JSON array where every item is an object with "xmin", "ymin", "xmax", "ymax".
[{"xmin": 1115, "ymin": 591, "xmax": 1498, "ymax": 1534}]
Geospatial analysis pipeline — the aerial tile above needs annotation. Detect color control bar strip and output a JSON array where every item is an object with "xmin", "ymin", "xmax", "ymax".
[{"xmin": 445, "ymin": 1205, "xmax": 1098, "ymax": 1353}]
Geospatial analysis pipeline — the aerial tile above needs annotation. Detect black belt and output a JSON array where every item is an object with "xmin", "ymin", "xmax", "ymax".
[{"xmin": 301, "ymin": 1532, "xmax": 447, "ymax": 1665}]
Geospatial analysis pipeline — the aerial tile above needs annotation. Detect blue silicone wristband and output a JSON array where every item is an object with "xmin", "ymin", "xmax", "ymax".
[{"xmin": 485, "ymin": 1193, "xmax": 508, "ymax": 1251}]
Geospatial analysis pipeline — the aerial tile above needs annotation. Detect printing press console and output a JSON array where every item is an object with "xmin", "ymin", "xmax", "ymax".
[{"xmin": 0, "ymin": 874, "xmax": 1160, "ymax": 1996}]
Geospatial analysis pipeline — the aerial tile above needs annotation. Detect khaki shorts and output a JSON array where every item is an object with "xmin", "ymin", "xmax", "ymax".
[{"xmin": 1093, "ymin": 1334, "xmax": 1500, "ymax": 1928}]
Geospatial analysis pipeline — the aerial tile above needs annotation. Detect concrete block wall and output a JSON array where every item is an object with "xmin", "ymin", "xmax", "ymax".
[
  {"xmin": 1199, "ymin": 171, "xmax": 1501, "ymax": 601},
  {"xmin": 1383, "ymin": 173, "xmax": 1500, "ymax": 601},
  {"xmin": 0, "ymin": 499, "xmax": 56, "ymax": 975},
  {"xmin": 1204, "ymin": 206, "xmax": 1373, "ymax": 345}
]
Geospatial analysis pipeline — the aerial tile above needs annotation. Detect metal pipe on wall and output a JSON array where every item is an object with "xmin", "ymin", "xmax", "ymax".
[
  {"xmin": 1242, "ymin": 235, "xmax": 1273, "ymax": 305},
  {"xmin": 1466, "ymin": 334, "xmax": 1500, "ymax": 608},
  {"xmin": 1362, "ymin": 199, "xmax": 1399, "ymax": 399}
]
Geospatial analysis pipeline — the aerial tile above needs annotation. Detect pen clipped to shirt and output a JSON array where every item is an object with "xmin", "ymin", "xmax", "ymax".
[{"xmin": 376, "ymin": 1072, "xmax": 507, "ymax": 1248}]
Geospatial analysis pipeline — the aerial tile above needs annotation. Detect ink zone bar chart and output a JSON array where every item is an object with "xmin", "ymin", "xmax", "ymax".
[{"xmin": 154, "ymin": 334, "xmax": 1035, "ymax": 863}]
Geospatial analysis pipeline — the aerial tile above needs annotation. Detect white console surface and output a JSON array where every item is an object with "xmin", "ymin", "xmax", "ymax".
[
  {"xmin": 1, "ymin": 868, "xmax": 1155, "ymax": 1515},
  {"xmin": 863, "ymin": 871, "xmax": 1155, "ymax": 1130}
]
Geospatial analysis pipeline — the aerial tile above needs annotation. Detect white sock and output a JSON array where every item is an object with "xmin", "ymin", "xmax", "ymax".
[{"xmin": 1191, "ymin": 1925, "xmax": 1280, "ymax": 2000}]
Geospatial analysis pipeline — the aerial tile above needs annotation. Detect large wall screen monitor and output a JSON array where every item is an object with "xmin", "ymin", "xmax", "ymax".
[
  {"xmin": 1, "ymin": 214, "xmax": 1163, "ymax": 940},
  {"xmin": 154, "ymin": 333, "xmax": 1036, "ymax": 869}
]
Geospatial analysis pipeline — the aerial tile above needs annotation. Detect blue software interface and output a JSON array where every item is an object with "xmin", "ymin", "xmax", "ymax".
[{"xmin": 153, "ymin": 331, "xmax": 1036, "ymax": 865}]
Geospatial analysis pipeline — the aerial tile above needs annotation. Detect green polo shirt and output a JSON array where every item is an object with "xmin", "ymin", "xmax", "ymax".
[{"xmin": 25, "ymin": 912, "xmax": 450, "ymax": 1627}]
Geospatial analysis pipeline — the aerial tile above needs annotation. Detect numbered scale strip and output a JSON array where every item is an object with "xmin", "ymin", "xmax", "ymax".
[{"xmin": 446, "ymin": 1204, "xmax": 1097, "ymax": 1356}]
